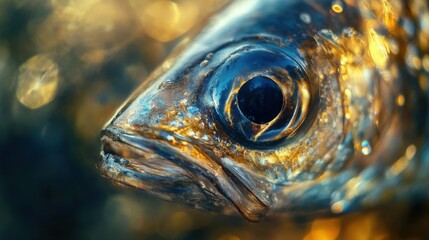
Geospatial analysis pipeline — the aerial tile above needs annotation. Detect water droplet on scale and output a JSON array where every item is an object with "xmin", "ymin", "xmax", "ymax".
[
  {"xmin": 200, "ymin": 60, "xmax": 209, "ymax": 67},
  {"xmin": 300, "ymin": 13, "xmax": 311, "ymax": 24},
  {"xmin": 15, "ymin": 54, "xmax": 60, "ymax": 109},
  {"xmin": 361, "ymin": 140, "xmax": 372, "ymax": 155}
]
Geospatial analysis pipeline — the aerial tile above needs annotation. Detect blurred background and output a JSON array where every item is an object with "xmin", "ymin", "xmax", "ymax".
[{"xmin": 0, "ymin": 0, "xmax": 428, "ymax": 239}]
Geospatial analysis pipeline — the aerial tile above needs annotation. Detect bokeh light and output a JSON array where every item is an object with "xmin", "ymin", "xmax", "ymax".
[{"xmin": 16, "ymin": 54, "xmax": 59, "ymax": 109}]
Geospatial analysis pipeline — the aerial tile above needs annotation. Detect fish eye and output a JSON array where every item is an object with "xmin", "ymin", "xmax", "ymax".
[
  {"xmin": 206, "ymin": 40, "xmax": 318, "ymax": 148},
  {"xmin": 237, "ymin": 76, "xmax": 284, "ymax": 124}
]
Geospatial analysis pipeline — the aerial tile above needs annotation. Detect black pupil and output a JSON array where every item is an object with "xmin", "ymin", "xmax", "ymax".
[{"xmin": 237, "ymin": 76, "xmax": 283, "ymax": 124}]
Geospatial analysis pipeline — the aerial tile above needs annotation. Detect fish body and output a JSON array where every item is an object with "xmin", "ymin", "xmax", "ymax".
[{"xmin": 100, "ymin": 0, "xmax": 429, "ymax": 222}]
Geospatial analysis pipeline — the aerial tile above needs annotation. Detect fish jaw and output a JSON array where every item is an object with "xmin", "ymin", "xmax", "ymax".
[
  {"xmin": 100, "ymin": 118, "xmax": 270, "ymax": 221},
  {"xmin": 100, "ymin": 125, "xmax": 231, "ymax": 211}
]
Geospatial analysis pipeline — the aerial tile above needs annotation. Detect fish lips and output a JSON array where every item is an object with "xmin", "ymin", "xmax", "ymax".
[
  {"xmin": 100, "ymin": 126, "xmax": 269, "ymax": 222},
  {"xmin": 100, "ymin": 126, "xmax": 231, "ymax": 211}
]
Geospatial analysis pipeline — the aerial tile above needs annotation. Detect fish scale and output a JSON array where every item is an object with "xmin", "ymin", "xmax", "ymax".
[{"xmin": 100, "ymin": 0, "xmax": 429, "ymax": 222}]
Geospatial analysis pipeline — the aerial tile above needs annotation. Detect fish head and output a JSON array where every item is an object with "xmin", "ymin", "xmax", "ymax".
[{"xmin": 99, "ymin": 0, "xmax": 362, "ymax": 222}]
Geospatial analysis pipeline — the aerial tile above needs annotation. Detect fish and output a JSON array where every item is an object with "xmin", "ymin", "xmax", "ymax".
[{"xmin": 100, "ymin": 0, "xmax": 429, "ymax": 222}]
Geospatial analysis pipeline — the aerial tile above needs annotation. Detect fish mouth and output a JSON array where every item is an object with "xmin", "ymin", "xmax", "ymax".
[
  {"xmin": 100, "ymin": 126, "xmax": 269, "ymax": 221},
  {"xmin": 100, "ymin": 126, "xmax": 229, "ymax": 210}
]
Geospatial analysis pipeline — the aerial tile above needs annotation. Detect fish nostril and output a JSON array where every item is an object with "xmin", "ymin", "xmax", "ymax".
[{"xmin": 237, "ymin": 76, "xmax": 284, "ymax": 124}]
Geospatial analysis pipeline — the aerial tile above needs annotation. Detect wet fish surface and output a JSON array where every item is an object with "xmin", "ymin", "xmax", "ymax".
[{"xmin": 100, "ymin": 0, "xmax": 429, "ymax": 222}]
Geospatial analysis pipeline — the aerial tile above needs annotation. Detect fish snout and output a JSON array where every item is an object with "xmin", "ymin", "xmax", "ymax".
[{"xmin": 100, "ymin": 125, "xmax": 236, "ymax": 213}]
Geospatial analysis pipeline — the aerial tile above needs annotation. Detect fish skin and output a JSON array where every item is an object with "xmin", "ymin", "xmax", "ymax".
[{"xmin": 100, "ymin": 0, "xmax": 429, "ymax": 222}]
